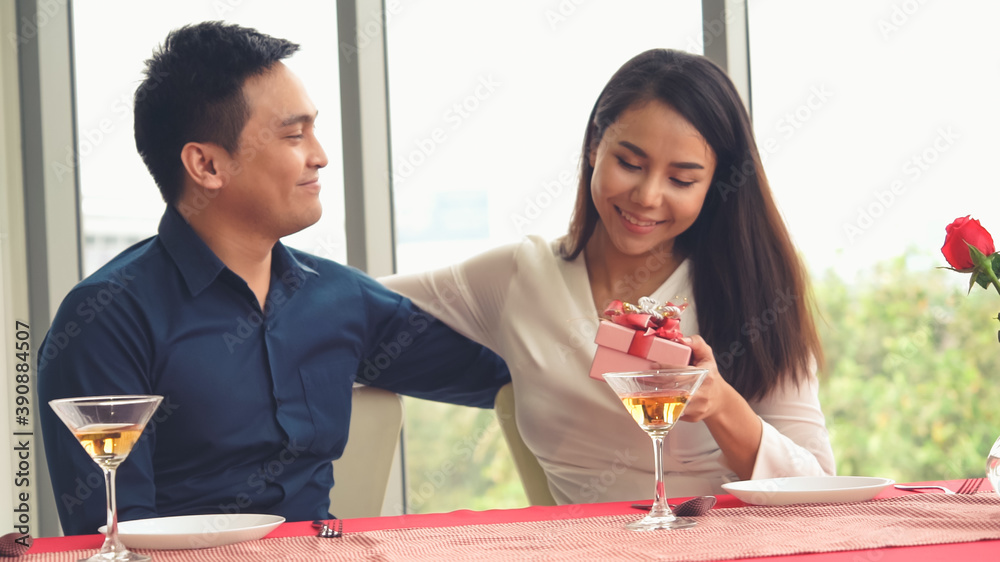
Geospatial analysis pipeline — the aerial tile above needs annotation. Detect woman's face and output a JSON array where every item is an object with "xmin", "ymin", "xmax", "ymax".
[{"xmin": 589, "ymin": 99, "xmax": 716, "ymax": 259}]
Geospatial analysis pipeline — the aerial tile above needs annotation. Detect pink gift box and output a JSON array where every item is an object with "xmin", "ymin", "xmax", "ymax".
[{"xmin": 588, "ymin": 320, "xmax": 692, "ymax": 381}]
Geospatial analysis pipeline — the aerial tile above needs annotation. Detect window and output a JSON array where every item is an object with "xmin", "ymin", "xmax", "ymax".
[
  {"xmin": 71, "ymin": 0, "xmax": 346, "ymax": 275},
  {"xmin": 749, "ymin": 0, "xmax": 1000, "ymax": 280},
  {"xmin": 386, "ymin": 0, "xmax": 704, "ymax": 513},
  {"xmin": 748, "ymin": 0, "xmax": 1000, "ymax": 481}
]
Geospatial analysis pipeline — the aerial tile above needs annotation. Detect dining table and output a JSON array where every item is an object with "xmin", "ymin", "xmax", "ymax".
[{"xmin": 20, "ymin": 478, "xmax": 1000, "ymax": 561}]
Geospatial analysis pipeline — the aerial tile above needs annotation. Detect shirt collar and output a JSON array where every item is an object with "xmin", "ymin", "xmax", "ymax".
[
  {"xmin": 158, "ymin": 206, "xmax": 320, "ymax": 297},
  {"xmin": 271, "ymin": 237, "xmax": 320, "ymax": 285},
  {"xmin": 157, "ymin": 206, "xmax": 227, "ymax": 297}
]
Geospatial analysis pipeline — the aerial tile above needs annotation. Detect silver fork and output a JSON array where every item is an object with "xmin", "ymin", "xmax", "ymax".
[
  {"xmin": 894, "ymin": 484, "xmax": 955, "ymax": 494},
  {"xmin": 312, "ymin": 519, "xmax": 343, "ymax": 538},
  {"xmin": 957, "ymin": 477, "xmax": 986, "ymax": 495}
]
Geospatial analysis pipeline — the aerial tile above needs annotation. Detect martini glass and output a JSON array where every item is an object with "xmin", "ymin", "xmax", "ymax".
[
  {"xmin": 604, "ymin": 368, "xmax": 709, "ymax": 531},
  {"xmin": 50, "ymin": 395, "xmax": 162, "ymax": 561}
]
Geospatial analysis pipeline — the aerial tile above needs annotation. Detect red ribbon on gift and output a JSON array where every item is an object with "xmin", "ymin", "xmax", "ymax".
[
  {"xmin": 602, "ymin": 298, "xmax": 687, "ymax": 357},
  {"xmin": 626, "ymin": 329, "xmax": 656, "ymax": 358}
]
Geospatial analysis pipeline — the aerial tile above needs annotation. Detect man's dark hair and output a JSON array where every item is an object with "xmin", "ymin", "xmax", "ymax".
[{"xmin": 134, "ymin": 21, "xmax": 300, "ymax": 206}]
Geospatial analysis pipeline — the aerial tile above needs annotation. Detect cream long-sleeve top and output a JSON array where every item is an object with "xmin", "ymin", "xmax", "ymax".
[{"xmin": 381, "ymin": 236, "xmax": 836, "ymax": 504}]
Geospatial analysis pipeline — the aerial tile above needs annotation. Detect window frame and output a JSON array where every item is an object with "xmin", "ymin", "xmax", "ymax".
[{"xmin": 12, "ymin": 0, "xmax": 746, "ymax": 533}]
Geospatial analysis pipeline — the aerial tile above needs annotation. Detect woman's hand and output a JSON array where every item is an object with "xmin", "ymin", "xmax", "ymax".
[
  {"xmin": 677, "ymin": 335, "xmax": 738, "ymax": 422},
  {"xmin": 676, "ymin": 335, "xmax": 763, "ymax": 479}
]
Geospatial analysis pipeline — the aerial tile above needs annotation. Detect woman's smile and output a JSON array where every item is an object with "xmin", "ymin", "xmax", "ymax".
[{"xmin": 615, "ymin": 206, "xmax": 667, "ymax": 233}]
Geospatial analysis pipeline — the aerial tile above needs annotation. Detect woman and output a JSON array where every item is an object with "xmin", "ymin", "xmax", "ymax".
[{"xmin": 382, "ymin": 49, "xmax": 835, "ymax": 504}]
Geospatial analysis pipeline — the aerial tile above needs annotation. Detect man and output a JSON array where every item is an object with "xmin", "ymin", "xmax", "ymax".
[{"xmin": 38, "ymin": 22, "xmax": 510, "ymax": 535}]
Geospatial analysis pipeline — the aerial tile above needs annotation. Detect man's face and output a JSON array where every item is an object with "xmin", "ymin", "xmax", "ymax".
[{"xmin": 220, "ymin": 62, "xmax": 328, "ymax": 240}]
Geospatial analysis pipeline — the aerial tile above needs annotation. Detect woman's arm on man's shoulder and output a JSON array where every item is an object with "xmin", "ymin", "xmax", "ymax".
[{"xmin": 379, "ymin": 240, "xmax": 526, "ymax": 352}]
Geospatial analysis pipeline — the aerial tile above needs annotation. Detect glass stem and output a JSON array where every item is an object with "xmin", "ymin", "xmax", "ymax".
[
  {"xmin": 100, "ymin": 466, "xmax": 128, "ymax": 555},
  {"xmin": 648, "ymin": 433, "xmax": 674, "ymax": 519}
]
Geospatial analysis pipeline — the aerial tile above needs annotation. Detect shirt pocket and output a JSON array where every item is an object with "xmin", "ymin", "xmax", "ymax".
[{"xmin": 299, "ymin": 361, "xmax": 356, "ymax": 457}]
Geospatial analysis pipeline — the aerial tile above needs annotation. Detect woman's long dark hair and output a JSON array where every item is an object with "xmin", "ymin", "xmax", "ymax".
[{"xmin": 560, "ymin": 49, "xmax": 822, "ymax": 400}]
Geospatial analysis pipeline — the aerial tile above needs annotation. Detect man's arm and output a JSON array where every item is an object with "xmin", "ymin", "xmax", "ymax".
[
  {"xmin": 353, "ymin": 274, "xmax": 510, "ymax": 408},
  {"xmin": 38, "ymin": 283, "xmax": 159, "ymax": 535}
]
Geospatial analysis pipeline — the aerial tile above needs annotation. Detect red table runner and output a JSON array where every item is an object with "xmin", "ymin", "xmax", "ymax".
[{"xmin": 21, "ymin": 490, "xmax": 1000, "ymax": 561}]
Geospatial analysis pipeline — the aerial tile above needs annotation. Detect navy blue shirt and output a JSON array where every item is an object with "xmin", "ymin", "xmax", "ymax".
[{"xmin": 38, "ymin": 207, "xmax": 510, "ymax": 535}]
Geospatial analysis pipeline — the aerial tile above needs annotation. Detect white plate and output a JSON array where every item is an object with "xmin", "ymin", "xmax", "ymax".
[
  {"xmin": 721, "ymin": 476, "xmax": 895, "ymax": 506},
  {"xmin": 98, "ymin": 513, "xmax": 285, "ymax": 550}
]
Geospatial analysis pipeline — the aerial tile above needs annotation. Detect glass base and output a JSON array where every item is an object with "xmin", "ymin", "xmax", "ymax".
[
  {"xmin": 80, "ymin": 551, "xmax": 151, "ymax": 562},
  {"xmin": 625, "ymin": 514, "xmax": 697, "ymax": 531}
]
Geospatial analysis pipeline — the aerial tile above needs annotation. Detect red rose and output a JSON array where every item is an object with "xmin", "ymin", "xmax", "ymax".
[{"xmin": 941, "ymin": 216, "xmax": 995, "ymax": 270}]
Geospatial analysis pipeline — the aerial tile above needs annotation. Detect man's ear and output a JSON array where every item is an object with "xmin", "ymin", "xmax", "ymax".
[{"xmin": 180, "ymin": 142, "xmax": 229, "ymax": 190}]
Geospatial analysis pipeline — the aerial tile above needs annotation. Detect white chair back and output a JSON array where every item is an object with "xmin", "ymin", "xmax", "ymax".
[
  {"xmin": 495, "ymin": 383, "xmax": 556, "ymax": 506},
  {"xmin": 329, "ymin": 385, "xmax": 404, "ymax": 518}
]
